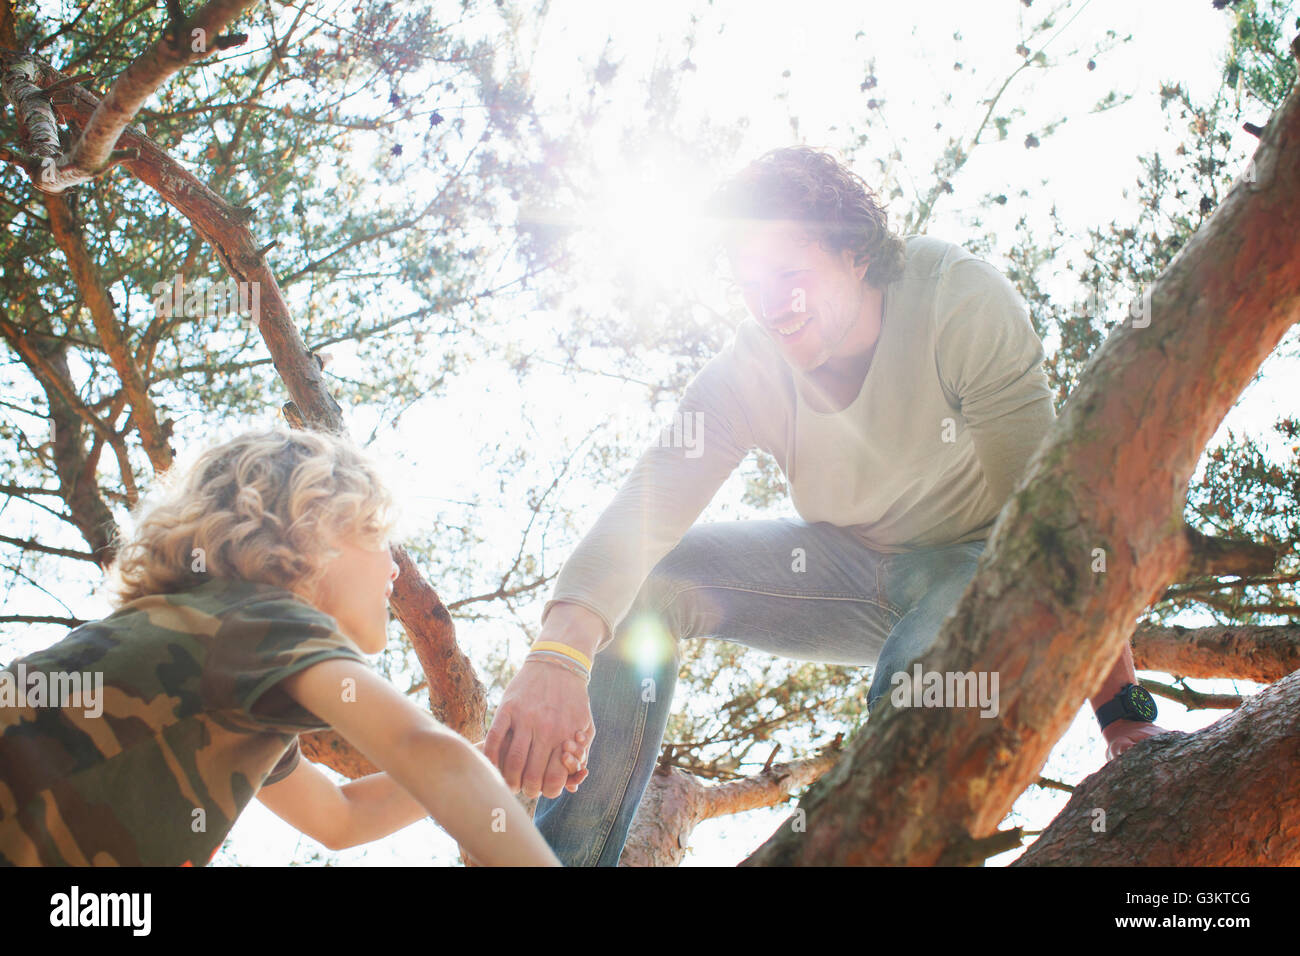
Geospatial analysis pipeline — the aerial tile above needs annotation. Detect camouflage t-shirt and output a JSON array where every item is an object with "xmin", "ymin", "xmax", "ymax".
[{"xmin": 0, "ymin": 578, "xmax": 369, "ymax": 866}]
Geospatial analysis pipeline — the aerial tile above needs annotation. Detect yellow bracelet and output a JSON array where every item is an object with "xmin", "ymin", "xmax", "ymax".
[{"xmin": 530, "ymin": 640, "xmax": 593, "ymax": 672}]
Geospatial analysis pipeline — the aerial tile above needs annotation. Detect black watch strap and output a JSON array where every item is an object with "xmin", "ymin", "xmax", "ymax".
[
  {"xmin": 1095, "ymin": 695, "xmax": 1128, "ymax": 730},
  {"xmin": 1096, "ymin": 683, "xmax": 1157, "ymax": 730}
]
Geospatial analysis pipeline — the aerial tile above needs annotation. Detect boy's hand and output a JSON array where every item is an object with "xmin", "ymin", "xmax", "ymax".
[{"xmin": 557, "ymin": 728, "xmax": 591, "ymax": 792}]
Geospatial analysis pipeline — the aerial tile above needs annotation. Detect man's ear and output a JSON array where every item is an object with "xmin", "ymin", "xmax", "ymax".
[{"xmin": 848, "ymin": 249, "xmax": 871, "ymax": 282}]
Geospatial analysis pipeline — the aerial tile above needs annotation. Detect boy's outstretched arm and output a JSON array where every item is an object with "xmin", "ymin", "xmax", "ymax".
[
  {"xmin": 276, "ymin": 658, "xmax": 563, "ymax": 865},
  {"xmin": 258, "ymin": 758, "xmax": 430, "ymax": 851},
  {"xmin": 258, "ymin": 737, "xmax": 587, "ymax": 851}
]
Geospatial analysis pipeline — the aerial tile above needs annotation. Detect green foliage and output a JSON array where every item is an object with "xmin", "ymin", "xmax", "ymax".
[{"xmin": 0, "ymin": 1, "xmax": 575, "ymax": 633}]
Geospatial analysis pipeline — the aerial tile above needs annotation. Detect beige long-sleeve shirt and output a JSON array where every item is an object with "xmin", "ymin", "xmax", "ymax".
[{"xmin": 544, "ymin": 235, "xmax": 1058, "ymax": 647}]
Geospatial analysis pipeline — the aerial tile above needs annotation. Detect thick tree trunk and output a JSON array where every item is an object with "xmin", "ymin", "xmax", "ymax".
[
  {"xmin": 743, "ymin": 61, "xmax": 1300, "ymax": 867},
  {"xmin": 1015, "ymin": 669, "xmax": 1300, "ymax": 865}
]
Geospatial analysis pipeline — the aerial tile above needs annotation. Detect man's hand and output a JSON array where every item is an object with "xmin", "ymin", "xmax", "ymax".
[
  {"xmin": 484, "ymin": 659, "xmax": 595, "ymax": 800},
  {"xmin": 1101, "ymin": 719, "xmax": 1172, "ymax": 762},
  {"xmin": 473, "ymin": 733, "xmax": 588, "ymax": 788}
]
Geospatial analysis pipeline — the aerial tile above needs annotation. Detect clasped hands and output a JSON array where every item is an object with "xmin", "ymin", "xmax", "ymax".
[{"xmin": 478, "ymin": 656, "xmax": 595, "ymax": 799}]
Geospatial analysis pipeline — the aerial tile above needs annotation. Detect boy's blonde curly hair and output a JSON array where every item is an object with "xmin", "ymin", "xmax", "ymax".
[{"xmin": 108, "ymin": 425, "xmax": 396, "ymax": 606}]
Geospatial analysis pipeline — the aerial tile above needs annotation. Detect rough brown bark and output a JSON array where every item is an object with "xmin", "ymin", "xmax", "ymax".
[
  {"xmin": 0, "ymin": 2, "xmax": 16, "ymax": 51},
  {"xmin": 1131, "ymin": 622, "xmax": 1300, "ymax": 683},
  {"xmin": 742, "ymin": 62, "xmax": 1300, "ymax": 866},
  {"xmin": 44, "ymin": 358, "xmax": 119, "ymax": 567},
  {"xmin": 390, "ymin": 547, "xmax": 486, "ymax": 741},
  {"xmin": 1014, "ymin": 669, "xmax": 1300, "ymax": 865},
  {"xmin": 620, "ymin": 751, "xmax": 840, "ymax": 867},
  {"xmin": 300, "ymin": 729, "xmax": 380, "ymax": 779},
  {"xmin": 1177, "ymin": 527, "xmax": 1279, "ymax": 580}
]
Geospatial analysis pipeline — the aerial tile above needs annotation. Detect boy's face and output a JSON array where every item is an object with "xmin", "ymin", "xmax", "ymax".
[
  {"xmin": 726, "ymin": 220, "xmax": 872, "ymax": 374},
  {"xmin": 307, "ymin": 538, "xmax": 399, "ymax": 654}
]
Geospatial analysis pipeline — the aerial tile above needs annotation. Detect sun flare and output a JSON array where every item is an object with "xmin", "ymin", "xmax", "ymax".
[{"xmin": 577, "ymin": 152, "xmax": 721, "ymax": 297}]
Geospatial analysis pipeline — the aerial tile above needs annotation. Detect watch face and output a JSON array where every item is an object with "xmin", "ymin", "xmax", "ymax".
[{"xmin": 1126, "ymin": 686, "xmax": 1158, "ymax": 721}]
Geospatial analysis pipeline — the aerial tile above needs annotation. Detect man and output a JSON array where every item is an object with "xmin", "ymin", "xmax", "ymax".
[{"xmin": 484, "ymin": 146, "xmax": 1167, "ymax": 866}]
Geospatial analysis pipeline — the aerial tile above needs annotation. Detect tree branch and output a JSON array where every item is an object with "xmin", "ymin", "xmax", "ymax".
[
  {"xmin": 42, "ymin": 191, "xmax": 173, "ymax": 472},
  {"xmin": 1141, "ymin": 677, "xmax": 1243, "ymax": 711},
  {"xmin": 1015, "ymin": 669, "xmax": 1300, "ymax": 865},
  {"xmin": 1178, "ymin": 525, "xmax": 1279, "ymax": 579},
  {"xmin": 620, "ymin": 747, "xmax": 842, "ymax": 867},
  {"xmin": 0, "ymin": 1, "xmax": 254, "ymax": 193},
  {"xmin": 0, "ymin": 615, "xmax": 86, "ymax": 627},
  {"xmin": 0, "ymin": 532, "xmax": 98, "ymax": 562},
  {"xmin": 30, "ymin": 57, "xmax": 487, "ymax": 741},
  {"xmin": 1131, "ymin": 621, "xmax": 1300, "ymax": 682}
]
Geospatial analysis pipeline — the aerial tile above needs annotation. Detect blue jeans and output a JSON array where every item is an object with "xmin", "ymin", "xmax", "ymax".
[{"xmin": 535, "ymin": 517, "xmax": 988, "ymax": 866}]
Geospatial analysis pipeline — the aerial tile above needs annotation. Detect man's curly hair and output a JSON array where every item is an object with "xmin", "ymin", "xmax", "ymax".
[{"xmin": 707, "ymin": 146, "xmax": 907, "ymax": 288}]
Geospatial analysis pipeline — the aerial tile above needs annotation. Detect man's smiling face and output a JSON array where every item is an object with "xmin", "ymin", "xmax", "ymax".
[{"xmin": 726, "ymin": 220, "xmax": 873, "ymax": 374}]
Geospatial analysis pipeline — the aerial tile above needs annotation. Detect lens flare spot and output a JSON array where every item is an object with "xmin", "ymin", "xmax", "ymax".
[{"xmin": 618, "ymin": 612, "xmax": 676, "ymax": 675}]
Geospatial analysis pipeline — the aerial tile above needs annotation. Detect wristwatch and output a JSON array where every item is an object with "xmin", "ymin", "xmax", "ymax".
[{"xmin": 1096, "ymin": 683, "xmax": 1158, "ymax": 730}]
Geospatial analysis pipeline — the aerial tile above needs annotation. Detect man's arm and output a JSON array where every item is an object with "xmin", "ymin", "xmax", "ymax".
[
  {"xmin": 933, "ymin": 257, "xmax": 1057, "ymax": 508},
  {"xmin": 486, "ymin": 345, "xmax": 759, "ymax": 800},
  {"xmin": 1090, "ymin": 643, "xmax": 1171, "ymax": 760},
  {"xmin": 539, "ymin": 351, "xmax": 760, "ymax": 651}
]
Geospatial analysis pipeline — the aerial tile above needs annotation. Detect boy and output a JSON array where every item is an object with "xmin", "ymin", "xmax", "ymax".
[{"xmin": 0, "ymin": 426, "xmax": 582, "ymax": 865}]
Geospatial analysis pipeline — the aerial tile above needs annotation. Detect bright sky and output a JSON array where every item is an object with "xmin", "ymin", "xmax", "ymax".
[{"xmin": 5, "ymin": 0, "xmax": 1294, "ymax": 867}]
